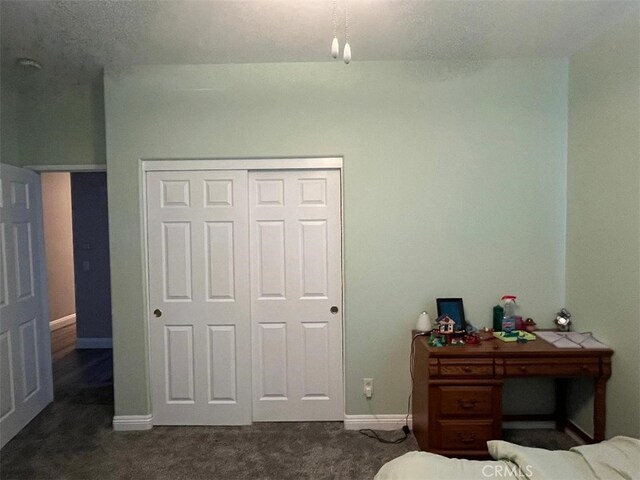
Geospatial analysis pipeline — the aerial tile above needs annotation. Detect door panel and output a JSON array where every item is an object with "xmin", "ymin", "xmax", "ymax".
[
  {"xmin": 301, "ymin": 322, "xmax": 330, "ymax": 398},
  {"xmin": 147, "ymin": 170, "xmax": 250, "ymax": 425},
  {"xmin": 19, "ymin": 318, "xmax": 40, "ymax": 400},
  {"xmin": 250, "ymin": 170, "xmax": 343, "ymax": 421},
  {"xmin": 205, "ymin": 222, "xmax": 235, "ymax": 301},
  {"xmin": 0, "ymin": 331, "xmax": 15, "ymax": 419},
  {"xmin": 207, "ymin": 325, "xmax": 236, "ymax": 402},
  {"xmin": 0, "ymin": 224, "xmax": 8, "ymax": 307},
  {"xmin": 300, "ymin": 220, "xmax": 328, "ymax": 298},
  {"xmin": 13, "ymin": 222, "xmax": 34, "ymax": 301},
  {"xmin": 162, "ymin": 222, "xmax": 192, "ymax": 301},
  {"xmin": 257, "ymin": 323, "xmax": 288, "ymax": 399},
  {"xmin": 0, "ymin": 163, "xmax": 53, "ymax": 448},
  {"xmin": 165, "ymin": 325, "xmax": 195, "ymax": 403},
  {"xmin": 256, "ymin": 221, "xmax": 286, "ymax": 298}
]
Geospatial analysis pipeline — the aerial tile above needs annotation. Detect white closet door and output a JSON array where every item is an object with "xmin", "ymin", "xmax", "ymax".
[
  {"xmin": 0, "ymin": 164, "xmax": 53, "ymax": 448},
  {"xmin": 250, "ymin": 170, "xmax": 343, "ymax": 421},
  {"xmin": 147, "ymin": 170, "xmax": 251, "ymax": 425}
]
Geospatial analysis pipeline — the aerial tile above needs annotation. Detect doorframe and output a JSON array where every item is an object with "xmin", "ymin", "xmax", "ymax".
[
  {"xmin": 139, "ymin": 157, "xmax": 345, "ymax": 426},
  {"xmin": 23, "ymin": 164, "xmax": 107, "ymax": 173}
]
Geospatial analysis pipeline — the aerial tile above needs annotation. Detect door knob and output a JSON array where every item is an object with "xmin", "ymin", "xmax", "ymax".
[
  {"xmin": 330, "ymin": 306, "xmax": 339, "ymax": 314},
  {"xmin": 153, "ymin": 309, "xmax": 162, "ymax": 318}
]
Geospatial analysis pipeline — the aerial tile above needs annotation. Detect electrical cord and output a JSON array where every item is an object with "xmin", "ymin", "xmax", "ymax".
[
  {"xmin": 359, "ymin": 426, "xmax": 410, "ymax": 444},
  {"xmin": 358, "ymin": 332, "xmax": 428, "ymax": 444}
]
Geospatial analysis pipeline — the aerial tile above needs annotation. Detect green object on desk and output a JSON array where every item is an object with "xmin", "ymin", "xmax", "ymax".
[
  {"xmin": 493, "ymin": 330, "xmax": 537, "ymax": 342},
  {"xmin": 493, "ymin": 305, "xmax": 504, "ymax": 331}
]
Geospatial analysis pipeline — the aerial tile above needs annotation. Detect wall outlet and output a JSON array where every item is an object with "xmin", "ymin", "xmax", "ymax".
[{"xmin": 363, "ymin": 378, "xmax": 373, "ymax": 399}]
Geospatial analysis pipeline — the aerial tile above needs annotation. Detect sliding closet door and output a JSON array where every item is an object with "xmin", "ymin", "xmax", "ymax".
[
  {"xmin": 146, "ymin": 170, "xmax": 251, "ymax": 425},
  {"xmin": 250, "ymin": 170, "xmax": 343, "ymax": 421}
]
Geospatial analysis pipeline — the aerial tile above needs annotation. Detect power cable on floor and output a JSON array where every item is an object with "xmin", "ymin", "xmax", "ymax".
[{"xmin": 358, "ymin": 332, "xmax": 428, "ymax": 444}]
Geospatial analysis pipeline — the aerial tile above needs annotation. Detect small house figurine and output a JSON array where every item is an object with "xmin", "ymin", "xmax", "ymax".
[{"xmin": 437, "ymin": 315, "xmax": 456, "ymax": 334}]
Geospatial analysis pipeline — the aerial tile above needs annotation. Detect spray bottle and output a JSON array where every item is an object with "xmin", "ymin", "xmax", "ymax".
[{"xmin": 501, "ymin": 295, "xmax": 517, "ymax": 333}]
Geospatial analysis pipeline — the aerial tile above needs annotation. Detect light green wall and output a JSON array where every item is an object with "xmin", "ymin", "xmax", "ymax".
[
  {"xmin": 566, "ymin": 14, "xmax": 640, "ymax": 438},
  {"xmin": 1, "ymin": 82, "xmax": 20, "ymax": 166},
  {"xmin": 16, "ymin": 82, "xmax": 106, "ymax": 167},
  {"xmin": 104, "ymin": 59, "xmax": 568, "ymax": 416}
]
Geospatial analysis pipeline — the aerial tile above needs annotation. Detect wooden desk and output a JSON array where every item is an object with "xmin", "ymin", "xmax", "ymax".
[{"xmin": 411, "ymin": 334, "xmax": 613, "ymax": 458}]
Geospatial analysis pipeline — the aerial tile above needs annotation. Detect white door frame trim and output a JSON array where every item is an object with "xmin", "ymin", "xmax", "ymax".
[
  {"xmin": 140, "ymin": 157, "xmax": 342, "ymax": 172},
  {"xmin": 23, "ymin": 164, "xmax": 107, "ymax": 172},
  {"xmin": 135, "ymin": 157, "xmax": 345, "ymax": 431}
]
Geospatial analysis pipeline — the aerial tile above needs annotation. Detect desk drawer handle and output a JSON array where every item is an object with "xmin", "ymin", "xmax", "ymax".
[
  {"xmin": 463, "ymin": 366, "xmax": 472, "ymax": 373},
  {"xmin": 458, "ymin": 399, "xmax": 478, "ymax": 410},
  {"xmin": 456, "ymin": 432, "xmax": 477, "ymax": 444},
  {"xmin": 519, "ymin": 366, "xmax": 527, "ymax": 373},
  {"xmin": 581, "ymin": 365, "xmax": 589, "ymax": 372}
]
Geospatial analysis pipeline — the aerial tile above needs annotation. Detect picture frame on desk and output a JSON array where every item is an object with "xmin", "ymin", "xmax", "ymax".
[{"xmin": 436, "ymin": 298, "xmax": 465, "ymax": 330}]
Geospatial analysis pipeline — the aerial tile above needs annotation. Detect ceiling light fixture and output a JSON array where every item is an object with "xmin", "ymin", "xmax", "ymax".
[
  {"xmin": 16, "ymin": 57, "xmax": 42, "ymax": 70},
  {"xmin": 343, "ymin": 0, "xmax": 351, "ymax": 64},
  {"xmin": 330, "ymin": 0, "xmax": 351, "ymax": 64},
  {"xmin": 331, "ymin": 0, "xmax": 339, "ymax": 59}
]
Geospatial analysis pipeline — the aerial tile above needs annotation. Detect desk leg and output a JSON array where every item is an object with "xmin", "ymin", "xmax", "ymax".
[
  {"xmin": 555, "ymin": 378, "xmax": 568, "ymax": 432},
  {"xmin": 593, "ymin": 378, "xmax": 607, "ymax": 442}
]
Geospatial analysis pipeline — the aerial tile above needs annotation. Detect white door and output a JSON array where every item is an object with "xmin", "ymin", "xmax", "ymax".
[
  {"xmin": 250, "ymin": 170, "xmax": 343, "ymax": 421},
  {"xmin": 146, "ymin": 170, "xmax": 251, "ymax": 425},
  {"xmin": 0, "ymin": 163, "xmax": 53, "ymax": 448}
]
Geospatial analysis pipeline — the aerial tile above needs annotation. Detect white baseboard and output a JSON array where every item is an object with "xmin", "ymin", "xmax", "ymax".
[
  {"xmin": 50, "ymin": 314, "xmax": 76, "ymax": 331},
  {"xmin": 76, "ymin": 337, "xmax": 113, "ymax": 349},
  {"xmin": 344, "ymin": 414, "xmax": 412, "ymax": 431},
  {"xmin": 345, "ymin": 415, "xmax": 556, "ymax": 432},
  {"xmin": 112, "ymin": 414, "xmax": 153, "ymax": 431},
  {"xmin": 564, "ymin": 421, "xmax": 590, "ymax": 445}
]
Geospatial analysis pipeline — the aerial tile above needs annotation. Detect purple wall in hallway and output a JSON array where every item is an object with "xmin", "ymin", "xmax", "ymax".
[{"xmin": 71, "ymin": 172, "xmax": 112, "ymax": 339}]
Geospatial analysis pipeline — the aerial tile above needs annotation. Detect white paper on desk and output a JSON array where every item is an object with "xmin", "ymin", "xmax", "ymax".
[
  {"xmin": 578, "ymin": 337, "xmax": 609, "ymax": 349},
  {"xmin": 565, "ymin": 332, "xmax": 588, "ymax": 343},
  {"xmin": 553, "ymin": 338, "xmax": 582, "ymax": 348},
  {"xmin": 536, "ymin": 331, "xmax": 561, "ymax": 343},
  {"xmin": 536, "ymin": 331, "xmax": 609, "ymax": 349}
]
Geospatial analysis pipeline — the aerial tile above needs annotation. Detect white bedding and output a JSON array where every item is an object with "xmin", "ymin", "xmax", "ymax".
[
  {"xmin": 374, "ymin": 436, "xmax": 640, "ymax": 480},
  {"xmin": 374, "ymin": 451, "xmax": 521, "ymax": 480}
]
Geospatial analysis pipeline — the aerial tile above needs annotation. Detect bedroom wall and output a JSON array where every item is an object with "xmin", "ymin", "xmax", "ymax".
[
  {"xmin": 0, "ymin": 82, "xmax": 20, "ymax": 166},
  {"xmin": 15, "ymin": 81, "xmax": 106, "ymax": 167},
  {"xmin": 104, "ymin": 59, "xmax": 569, "ymax": 417},
  {"xmin": 566, "ymin": 14, "xmax": 640, "ymax": 438}
]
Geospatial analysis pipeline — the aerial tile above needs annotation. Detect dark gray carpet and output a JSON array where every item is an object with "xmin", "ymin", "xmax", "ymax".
[{"xmin": 0, "ymin": 350, "xmax": 578, "ymax": 480}]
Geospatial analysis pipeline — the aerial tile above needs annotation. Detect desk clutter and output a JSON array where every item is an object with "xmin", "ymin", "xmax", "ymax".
[
  {"xmin": 416, "ymin": 295, "xmax": 598, "ymax": 348},
  {"xmin": 493, "ymin": 330, "xmax": 537, "ymax": 342}
]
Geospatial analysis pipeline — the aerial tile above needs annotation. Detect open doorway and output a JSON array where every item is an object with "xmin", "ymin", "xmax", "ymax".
[
  {"xmin": 41, "ymin": 173, "xmax": 76, "ymax": 360},
  {"xmin": 40, "ymin": 171, "xmax": 113, "ymax": 402}
]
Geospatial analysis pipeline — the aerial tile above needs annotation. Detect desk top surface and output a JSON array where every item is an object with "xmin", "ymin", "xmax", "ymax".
[{"xmin": 417, "ymin": 333, "xmax": 613, "ymax": 358}]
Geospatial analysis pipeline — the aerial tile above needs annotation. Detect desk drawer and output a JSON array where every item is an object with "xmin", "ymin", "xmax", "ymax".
[
  {"xmin": 437, "ymin": 386, "xmax": 496, "ymax": 416},
  {"xmin": 505, "ymin": 358, "xmax": 599, "ymax": 377},
  {"xmin": 439, "ymin": 359, "xmax": 493, "ymax": 377},
  {"xmin": 436, "ymin": 419, "xmax": 495, "ymax": 450}
]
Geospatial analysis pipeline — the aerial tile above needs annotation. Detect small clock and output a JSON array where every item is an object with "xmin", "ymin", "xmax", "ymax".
[{"xmin": 555, "ymin": 308, "xmax": 572, "ymax": 332}]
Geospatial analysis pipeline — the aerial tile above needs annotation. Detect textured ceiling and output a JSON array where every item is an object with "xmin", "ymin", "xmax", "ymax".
[{"xmin": 1, "ymin": 0, "xmax": 639, "ymax": 91}]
